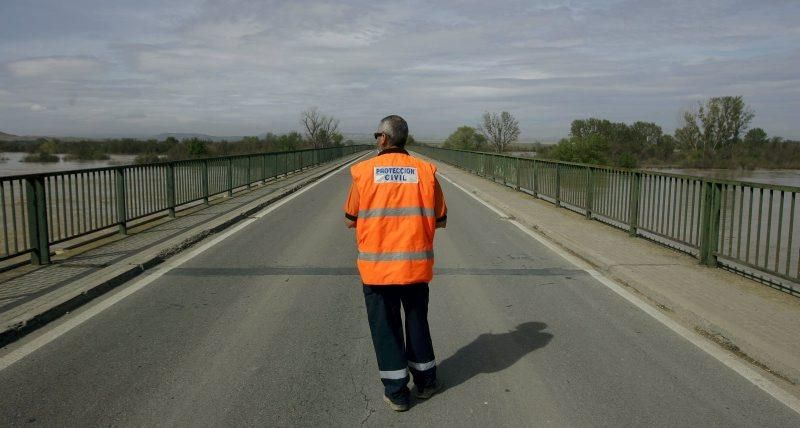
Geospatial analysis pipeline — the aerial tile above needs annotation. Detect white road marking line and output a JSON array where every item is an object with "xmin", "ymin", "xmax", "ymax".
[
  {"xmin": 438, "ymin": 172, "xmax": 510, "ymax": 219},
  {"xmin": 438, "ymin": 171, "xmax": 800, "ymax": 416},
  {"xmin": 0, "ymin": 154, "xmax": 367, "ymax": 371}
]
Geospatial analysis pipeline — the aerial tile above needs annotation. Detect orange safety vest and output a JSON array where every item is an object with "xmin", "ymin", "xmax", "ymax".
[{"xmin": 345, "ymin": 150, "xmax": 444, "ymax": 285}]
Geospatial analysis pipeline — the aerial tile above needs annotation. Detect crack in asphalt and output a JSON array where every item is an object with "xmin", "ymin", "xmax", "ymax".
[
  {"xmin": 349, "ymin": 369, "xmax": 375, "ymax": 427},
  {"xmin": 359, "ymin": 384, "xmax": 374, "ymax": 427}
]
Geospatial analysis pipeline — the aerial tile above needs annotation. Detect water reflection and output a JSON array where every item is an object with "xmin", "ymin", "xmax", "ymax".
[
  {"xmin": 0, "ymin": 152, "xmax": 137, "ymax": 177},
  {"xmin": 648, "ymin": 168, "xmax": 800, "ymax": 188}
]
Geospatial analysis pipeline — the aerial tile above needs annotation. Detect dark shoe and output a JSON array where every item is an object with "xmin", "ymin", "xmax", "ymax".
[
  {"xmin": 383, "ymin": 395, "xmax": 409, "ymax": 412},
  {"xmin": 415, "ymin": 380, "xmax": 443, "ymax": 399}
]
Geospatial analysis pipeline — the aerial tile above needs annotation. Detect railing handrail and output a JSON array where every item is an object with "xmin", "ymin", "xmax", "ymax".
[
  {"xmin": 0, "ymin": 145, "xmax": 369, "ymax": 181},
  {"xmin": 413, "ymin": 145, "xmax": 800, "ymax": 296},
  {"xmin": 417, "ymin": 145, "xmax": 800, "ymax": 192},
  {"xmin": 0, "ymin": 145, "xmax": 371, "ymax": 265}
]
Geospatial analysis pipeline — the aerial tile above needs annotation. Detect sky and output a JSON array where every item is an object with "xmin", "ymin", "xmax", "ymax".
[{"xmin": 1, "ymin": 0, "xmax": 799, "ymax": 141}]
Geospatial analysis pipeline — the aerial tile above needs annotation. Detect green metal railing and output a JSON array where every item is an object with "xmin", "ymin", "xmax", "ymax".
[
  {"xmin": 0, "ymin": 145, "xmax": 369, "ymax": 265},
  {"xmin": 414, "ymin": 146, "xmax": 800, "ymax": 295}
]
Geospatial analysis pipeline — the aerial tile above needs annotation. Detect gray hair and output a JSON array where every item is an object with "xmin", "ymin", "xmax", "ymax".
[{"xmin": 376, "ymin": 115, "xmax": 408, "ymax": 148}]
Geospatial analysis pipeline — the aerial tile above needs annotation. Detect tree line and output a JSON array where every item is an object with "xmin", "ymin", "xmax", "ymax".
[
  {"xmin": 540, "ymin": 96, "xmax": 800, "ymax": 168},
  {"xmin": 437, "ymin": 96, "xmax": 800, "ymax": 169},
  {"xmin": 0, "ymin": 108, "xmax": 354, "ymax": 164}
]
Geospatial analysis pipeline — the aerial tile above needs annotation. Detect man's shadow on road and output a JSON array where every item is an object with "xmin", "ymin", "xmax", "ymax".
[{"xmin": 437, "ymin": 322, "xmax": 553, "ymax": 391}]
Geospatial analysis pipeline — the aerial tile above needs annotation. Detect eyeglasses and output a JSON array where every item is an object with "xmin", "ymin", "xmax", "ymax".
[{"xmin": 373, "ymin": 132, "xmax": 384, "ymax": 140}]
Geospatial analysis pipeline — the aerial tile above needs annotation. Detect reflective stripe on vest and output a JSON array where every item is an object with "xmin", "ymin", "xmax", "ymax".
[
  {"xmin": 358, "ymin": 250, "xmax": 434, "ymax": 261},
  {"xmin": 358, "ymin": 206, "xmax": 435, "ymax": 219}
]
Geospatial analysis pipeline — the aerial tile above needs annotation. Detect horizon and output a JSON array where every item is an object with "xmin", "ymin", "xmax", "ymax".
[
  {"xmin": 0, "ymin": 129, "xmax": 556, "ymax": 145},
  {"xmin": 1, "ymin": 1, "xmax": 799, "ymax": 140}
]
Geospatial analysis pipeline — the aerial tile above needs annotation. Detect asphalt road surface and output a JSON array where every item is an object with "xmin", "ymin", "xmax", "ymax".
[{"xmin": 1, "ymin": 157, "xmax": 798, "ymax": 426}]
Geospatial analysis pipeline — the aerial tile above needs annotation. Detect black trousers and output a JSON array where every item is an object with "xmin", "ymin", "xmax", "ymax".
[{"xmin": 363, "ymin": 283, "xmax": 437, "ymax": 399}]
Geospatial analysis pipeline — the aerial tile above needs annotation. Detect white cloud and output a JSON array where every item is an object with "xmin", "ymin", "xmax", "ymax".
[
  {"xmin": 296, "ymin": 30, "xmax": 382, "ymax": 49},
  {"xmin": 30, "ymin": 104, "xmax": 47, "ymax": 112},
  {"xmin": 134, "ymin": 48, "xmax": 237, "ymax": 75},
  {"xmin": 182, "ymin": 17, "xmax": 268, "ymax": 43},
  {"xmin": 404, "ymin": 63, "xmax": 487, "ymax": 74},
  {"xmin": 6, "ymin": 57, "xmax": 105, "ymax": 78}
]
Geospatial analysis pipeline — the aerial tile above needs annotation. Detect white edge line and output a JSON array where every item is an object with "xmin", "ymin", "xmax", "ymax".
[
  {"xmin": 437, "ymin": 172, "xmax": 509, "ymax": 219},
  {"xmin": 438, "ymin": 171, "xmax": 800, "ymax": 415},
  {"xmin": 0, "ymin": 154, "xmax": 367, "ymax": 371}
]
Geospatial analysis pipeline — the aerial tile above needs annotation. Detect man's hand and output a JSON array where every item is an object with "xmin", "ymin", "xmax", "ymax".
[
  {"xmin": 435, "ymin": 219, "xmax": 447, "ymax": 229},
  {"xmin": 345, "ymin": 218, "xmax": 357, "ymax": 229}
]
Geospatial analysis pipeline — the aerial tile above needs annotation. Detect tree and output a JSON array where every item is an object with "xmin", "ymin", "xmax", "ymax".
[
  {"xmin": 675, "ymin": 96, "xmax": 754, "ymax": 154},
  {"xmin": 654, "ymin": 134, "xmax": 676, "ymax": 160},
  {"xmin": 630, "ymin": 121, "xmax": 663, "ymax": 148},
  {"xmin": 571, "ymin": 118, "xmax": 612, "ymax": 140},
  {"xmin": 674, "ymin": 111, "xmax": 703, "ymax": 151},
  {"xmin": 301, "ymin": 107, "xmax": 341, "ymax": 149},
  {"xmin": 478, "ymin": 111, "xmax": 520, "ymax": 153},
  {"xmin": 567, "ymin": 118, "xmax": 640, "ymax": 166},
  {"xmin": 443, "ymin": 126, "xmax": 487, "ymax": 151},
  {"xmin": 550, "ymin": 134, "xmax": 610, "ymax": 165},
  {"xmin": 330, "ymin": 132, "xmax": 344, "ymax": 146},
  {"xmin": 270, "ymin": 131, "xmax": 303, "ymax": 151},
  {"xmin": 744, "ymin": 128, "xmax": 768, "ymax": 145},
  {"xmin": 185, "ymin": 138, "xmax": 208, "ymax": 157},
  {"xmin": 21, "ymin": 138, "xmax": 59, "ymax": 162},
  {"xmin": 39, "ymin": 139, "xmax": 58, "ymax": 155}
]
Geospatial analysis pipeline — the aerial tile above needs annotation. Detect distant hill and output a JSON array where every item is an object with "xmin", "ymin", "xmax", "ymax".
[
  {"xmin": 0, "ymin": 131, "xmax": 37, "ymax": 142},
  {"xmin": 153, "ymin": 133, "xmax": 246, "ymax": 142}
]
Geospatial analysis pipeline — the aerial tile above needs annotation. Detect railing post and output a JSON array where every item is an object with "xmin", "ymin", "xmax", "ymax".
[
  {"xmin": 555, "ymin": 163, "xmax": 561, "ymax": 207},
  {"xmin": 532, "ymin": 161, "xmax": 539, "ymax": 198},
  {"xmin": 500, "ymin": 156, "xmax": 506, "ymax": 185},
  {"xmin": 166, "ymin": 163, "xmax": 176, "ymax": 218},
  {"xmin": 699, "ymin": 181, "xmax": 722, "ymax": 266},
  {"xmin": 515, "ymin": 157, "xmax": 521, "ymax": 191},
  {"xmin": 115, "ymin": 168, "xmax": 127, "ymax": 235},
  {"xmin": 25, "ymin": 176, "xmax": 50, "ymax": 265},
  {"xmin": 246, "ymin": 156, "xmax": 252, "ymax": 189},
  {"xmin": 227, "ymin": 158, "xmax": 233, "ymax": 197},
  {"xmin": 299, "ymin": 151, "xmax": 304, "ymax": 171},
  {"xmin": 585, "ymin": 167, "xmax": 593, "ymax": 219},
  {"xmin": 628, "ymin": 171, "xmax": 641, "ymax": 236},
  {"xmin": 202, "ymin": 160, "xmax": 209, "ymax": 205}
]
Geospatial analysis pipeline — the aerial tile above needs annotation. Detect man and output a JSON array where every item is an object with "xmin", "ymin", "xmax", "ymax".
[{"xmin": 343, "ymin": 115, "xmax": 447, "ymax": 412}]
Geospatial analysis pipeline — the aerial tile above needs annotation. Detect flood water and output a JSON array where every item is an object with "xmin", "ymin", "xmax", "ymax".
[
  {"xmin": 647, "ymin": 168, "xmax": 800, "ymax": 188},
  {"xmin": 0, "ymin": 152, "xmax": 137, "ymax": 177}
]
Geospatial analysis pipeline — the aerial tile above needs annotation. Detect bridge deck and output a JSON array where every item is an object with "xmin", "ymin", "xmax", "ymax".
[{"xmin": 0, "ymin": 152, "xmax": 798, "ymax": 425}]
